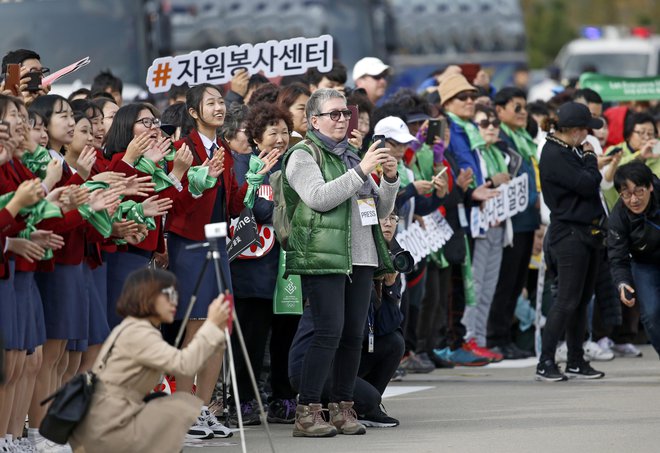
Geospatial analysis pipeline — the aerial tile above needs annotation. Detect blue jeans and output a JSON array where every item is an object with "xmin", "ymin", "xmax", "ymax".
[{"xmin": 631, "ymin": 261, "xmax": 660, "ymax": 357}]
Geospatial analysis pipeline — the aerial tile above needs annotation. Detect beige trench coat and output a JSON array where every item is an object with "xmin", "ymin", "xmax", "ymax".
[{"xmin": 71, "ymin": 317, "xmax": 225, "ymax": 453}]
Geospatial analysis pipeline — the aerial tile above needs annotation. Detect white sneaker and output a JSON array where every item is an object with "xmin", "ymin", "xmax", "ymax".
[
  {"xmin": 18, "ymin": 439, "xmax": 36, "ymax": 453},
  {"xmin": 583, "ymin": 340, "xmax": 614, "ymax": 361},
  {"xmin": 555, "ymin": 341, "xmax": 568, "ymax": 362},
  {"xmin": 201, "ymin": 408, "xmax": 233, "ymax": 438},
  {"xmin": 612, "ymin": 343, "xmax": 643, "ymax": 357},
  {"xmin": 186, "ymin": 416, "xmax": 214, "ymax": 440},
  {"xmin": 33, "ymin": 437, "xmax": 71, "ymax": 453}
]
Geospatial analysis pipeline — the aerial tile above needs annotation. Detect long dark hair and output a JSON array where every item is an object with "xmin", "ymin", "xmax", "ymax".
[
  {"xmin": 28, "ymin": 94, "xmax": 70, "ymax": 129},
  {"xmin": 104, "ymin": 102, "xmax": 159, "ymax": 159}
]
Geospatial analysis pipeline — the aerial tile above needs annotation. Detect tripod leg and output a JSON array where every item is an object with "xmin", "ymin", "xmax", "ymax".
[{"xmin": 211, "ymin": 250, "xmax": 276, "ymax": 453}]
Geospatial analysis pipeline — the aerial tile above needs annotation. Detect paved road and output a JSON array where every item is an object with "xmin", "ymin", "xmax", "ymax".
[{"xmin": 184, "ymin": 345, "xmax": 660, "ymax": 453}]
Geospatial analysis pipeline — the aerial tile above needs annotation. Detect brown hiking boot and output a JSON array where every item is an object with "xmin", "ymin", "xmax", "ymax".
[
  {"xmin": 328, "ymin": 401, "xmax": 366, "ymax": 435},
  {"xmin": 292, "ymin": 403, "xmax": 337, "ymax": 437}
]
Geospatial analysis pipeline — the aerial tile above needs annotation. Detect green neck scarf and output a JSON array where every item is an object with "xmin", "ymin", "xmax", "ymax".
[
  {"xmin": 21, "ymin": 145, "xmax": 52, "ymax": 179},
  {"xmin": 481, "ymin": 144, "xmax": 508, "ymax": 178},
  {"xmin": 500, "ymin": 123, "xmax": 536, "ymax": 162},
  {"xmin": 134, "ymin": 157, "xmax": 174, "ymax": 192},
  {"xmin": 446, "ymin": 112, "xmax": 486, "ymax": 151},
  {"xmin": 242, "ymin": 154, "xmax": 266, "ymax": 209},
  {"xmin": 0, "ymin": 193, "xmax": 63, "ymax": 260},
  {"xmin": 111, "ymin": 200, "xmax": 157, "ymax": 245},
  {"xmin": 78, "ymin": 181, "xmax": 112, "ymax": 238},
  {"xmin": 187, "ymin": 165, "xmax": 218, "ymax": 197},
  {"xmin": 397, "ymin": 161, "xmax": 412, "ymax": 188}
]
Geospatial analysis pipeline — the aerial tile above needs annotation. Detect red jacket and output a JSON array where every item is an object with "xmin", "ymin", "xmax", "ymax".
[{"xmin": 168, "ymin": 130, "xmax": 248, "ymax": 241}]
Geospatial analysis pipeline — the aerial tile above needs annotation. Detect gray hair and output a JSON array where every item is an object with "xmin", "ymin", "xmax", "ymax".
[
  {"xmin": 306, "ymin": 88, "xmax": 346, "ymax": 126},
  {"xmin": 221, "ymin": 103, "xmax": 250, "ymax": 140}
]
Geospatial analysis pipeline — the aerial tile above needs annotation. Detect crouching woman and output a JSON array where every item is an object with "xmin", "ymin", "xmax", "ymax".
[{"xmin": 70, "ymin": 268, "xmax": 231, "ymax": 453}]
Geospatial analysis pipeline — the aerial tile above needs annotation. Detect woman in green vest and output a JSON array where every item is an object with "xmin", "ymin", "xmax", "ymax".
[{"xmin": 282, "ymin": 88, "xmax": 399, "ymax": 437}]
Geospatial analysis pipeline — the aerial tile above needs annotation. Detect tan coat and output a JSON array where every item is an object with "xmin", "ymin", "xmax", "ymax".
[{"xmin": 71, "ymin": 317, "xmax": 225, "ymax": 453}]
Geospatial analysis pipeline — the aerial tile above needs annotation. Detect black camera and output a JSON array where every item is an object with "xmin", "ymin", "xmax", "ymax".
[{"xmin": 388, "ymin": 238, "xmax": 414, "ymax": 274}]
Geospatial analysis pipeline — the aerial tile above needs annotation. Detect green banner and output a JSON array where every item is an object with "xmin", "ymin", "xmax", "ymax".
[
  {"xmin": 579, "ymin": 73, "xmax": 660, "ymax": 102},
  {"xmin": 273, "ymin": 249, "xmax": 303, "ymax": 315}
]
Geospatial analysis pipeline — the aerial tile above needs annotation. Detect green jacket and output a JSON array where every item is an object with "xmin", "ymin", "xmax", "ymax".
[{"xmin": 282, "ymin": 131, "xmax": 394, "ymax": 276}]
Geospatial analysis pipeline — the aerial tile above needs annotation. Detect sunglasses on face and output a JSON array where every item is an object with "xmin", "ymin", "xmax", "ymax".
[
  {"xmin": 514, "ymin": 104, "xmax": 527, "ymax": 113},
  {"xmin": 316, "ymin": 109, "xmax": 353, "ymax": 121},
  {"xmin": 454, "ymin": 92, "xmax": 478, "ymax": 102},
  {"xmin": 161, "ymin": 286, "xmax": 179, "ymax": 306},
  {"xmin": 478, "ymin": 119, "xmax": 501, "ymax": 129},
  {"xmin": 135, "ymin": 117, "xmax": 161, "ymax": 129}
]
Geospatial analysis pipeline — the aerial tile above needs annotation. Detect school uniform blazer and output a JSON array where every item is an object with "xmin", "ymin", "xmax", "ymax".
[
  {"xmin": 168, "ymin": 130, "xmax": 248, "ymax": 241},
  {"xmin": 71, "ymin": 317, "xmax": 225, "ymax": 453}
]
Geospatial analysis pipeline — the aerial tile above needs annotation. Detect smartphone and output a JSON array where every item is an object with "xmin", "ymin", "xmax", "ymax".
[
  {"xmin": 426, "ymin": 118, "xmax": 447, "ymax": 145},
  {"xmin": 372, "ymin": 134, "xmax": 386, "ymax": 150},
  {"xmin": 160, "ymin": 124, "xmax": 177, "ymax": 138},
  {"xmin": 653, "ymin": 141, "xmax": 660, "ymax": 156},
  {"xmin": 5, "ymin": 64, "xmax": 21, "ymax": 96},
  {"xmin": 26, "ymin": 72, "xmax": 42, "ymax": 93},
  {"xmin": 345, "ymin": 105, "xmax": 359, "ymax": 140},
  {"xmin": 606, "ymin": 147, "xmax": 623, "ymax": 157}
]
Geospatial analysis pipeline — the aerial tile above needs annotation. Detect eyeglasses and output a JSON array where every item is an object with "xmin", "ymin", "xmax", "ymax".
[
  {"xmin": 29, "ymin": 67, "xmax": 50, "ymax": 75},
  {"xmin": 316, "ymin": 109, "xmax": 352, "ymax": 121},
  {"xmin": 135, "ymin": 117, "xmax": 161, "ymax": 129},
  {"xmin": 478, "ymin": 119, "xmax": 501, "ymax": 129},
  {"xmin": 619, "ymin": 186, "xmax": 648, "ymax": 201},
  {"xmin": 632, "ymin": 129, "xmax": 655, "ymax": 139},
  {"xmin": 382, "ymin": 215, "xmax": 399, "ymax": 224},
  {"xmin": 161, "ymin": 286, "xmax": 178, "ymax": 306},
  {"xmin": 454, "ymin": 92, "xmax": 478, "ymax": 102},
  {"xmin": 514, "ymin": 104, "xmax": 527, "ymax": 113}
]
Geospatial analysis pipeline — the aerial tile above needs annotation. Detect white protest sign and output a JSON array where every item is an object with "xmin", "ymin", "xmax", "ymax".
[
  {"xmin": 470, "ymin": 174, "xmax": 529, "ymax": 237},
  {"xmin": 395, "ymin": 211, "xmax": 454, "ymax": 264},
  {"xmin": 146, "ymin": 35, "xmax": 333, "ymax": 94}
]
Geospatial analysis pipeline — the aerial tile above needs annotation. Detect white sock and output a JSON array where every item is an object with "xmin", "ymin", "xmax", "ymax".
[{"xmin": 5, "ymin": 435, "xmax": 11, "ymax": 443}]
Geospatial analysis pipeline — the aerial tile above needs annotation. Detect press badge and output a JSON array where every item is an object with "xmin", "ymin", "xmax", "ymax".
[
  {"xmin": 357, "ymin": 197, "xmax": 378, "ymax": 226},
  {"xmin": 368, "ymin": 331, "xmax": 375, "ymax": 353}
]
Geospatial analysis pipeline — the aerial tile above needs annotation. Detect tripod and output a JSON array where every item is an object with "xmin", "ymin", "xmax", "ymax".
[{"xmin": 177, "ymin": 222, "xmax": 276, "ymax": 453}]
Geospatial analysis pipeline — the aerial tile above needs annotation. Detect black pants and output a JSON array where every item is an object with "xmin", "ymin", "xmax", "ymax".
[
  {"xmin": 416, "ymin": 263, "xmax": 451, "ymax": 354},
  {"xmin": 298, "ymin": 266, "xmax": 374, "ymax": 404},
  {"xmin": 540, "ymin": 231, "xmax": 600, "ymax": 363},
  {"xmin": 487, "ymin": 231, "xmax": 535, "ymax": 347},
  {"xmin": 447, "ymin": 263, "xmax": 467, "ymax": 350},
  {"xmin": 231, "ymin": 297, "xmax": 272, "ymax": 401},
  {"xmin": 269, "ymin": 314, "xmax": 300, "ymax": 400},
  {"xmin": 358, "ymin": 331, "xmax": 406, "ymax": 395}
]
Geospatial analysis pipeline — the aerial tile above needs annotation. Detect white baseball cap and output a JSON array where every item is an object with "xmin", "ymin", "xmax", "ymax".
[
  {"xmin": 352, "ymin": 57, "xmax": 390, "ymax": 82},
  {"xmin": 374, "ymin": 116, "xmax": 417, "ymax": 144}
]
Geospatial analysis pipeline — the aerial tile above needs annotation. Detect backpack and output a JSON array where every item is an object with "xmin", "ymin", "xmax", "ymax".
[{"xmin": 270, "ymin": 139, "xmax": 322, "ymax": 247}]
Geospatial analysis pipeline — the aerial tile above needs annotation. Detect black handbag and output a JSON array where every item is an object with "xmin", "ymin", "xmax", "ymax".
[{"xmin": 39, "ymin": 325, "xmax": 127, "ymax": 444}]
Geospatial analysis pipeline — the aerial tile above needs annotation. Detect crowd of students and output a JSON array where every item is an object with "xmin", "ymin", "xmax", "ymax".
[{"xmin": 0, "ymin": 47, "xmax": 659, "ymax": 451}]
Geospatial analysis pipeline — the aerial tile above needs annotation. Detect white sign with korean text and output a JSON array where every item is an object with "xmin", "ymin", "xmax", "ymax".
[
  {"xmin": 146, "ymin": 35, "xmax": 333, "ymax": 94},
  {"xmin": 395, "ymin": 211, "xmax": 454, "ymax": 264},
  {"xmin": 469, "ymin": 174, "xmax": 529, "ymax": 237}
]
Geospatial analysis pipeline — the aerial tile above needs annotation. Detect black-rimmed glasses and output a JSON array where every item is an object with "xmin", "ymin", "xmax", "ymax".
[{"xmin": 316, "ymin": 109, "xmax": 352, "ymax": 121}]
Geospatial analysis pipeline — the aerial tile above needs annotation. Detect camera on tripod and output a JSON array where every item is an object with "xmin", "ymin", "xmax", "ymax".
[{"xmin": 204, "ymin": 222, "xmax": 228, "ymax": 240}]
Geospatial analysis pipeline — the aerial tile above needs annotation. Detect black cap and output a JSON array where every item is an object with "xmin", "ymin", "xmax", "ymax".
[{"xmin": 556, "ymin": 102, "xmax": 604, "ymax": 129}]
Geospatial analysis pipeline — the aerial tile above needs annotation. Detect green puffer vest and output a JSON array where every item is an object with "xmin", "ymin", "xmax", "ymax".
[{"xmin": 281, "ymin": 131, "xmax": 394, "ymax": 277}]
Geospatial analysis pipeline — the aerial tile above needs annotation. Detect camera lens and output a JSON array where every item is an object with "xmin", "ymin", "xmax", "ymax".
[{"xmin": 391, "ymin": 250, "xmax": 414, "ymax": 274}]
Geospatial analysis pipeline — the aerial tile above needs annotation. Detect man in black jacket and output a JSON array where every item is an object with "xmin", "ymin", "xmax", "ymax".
[
  {"xmin": 536, "ymin": 102, "xmax": 606, "ymax": 382},
  {"xmin": 608, "ymin": 162, "xmax": 660, "ymax": 357}
]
